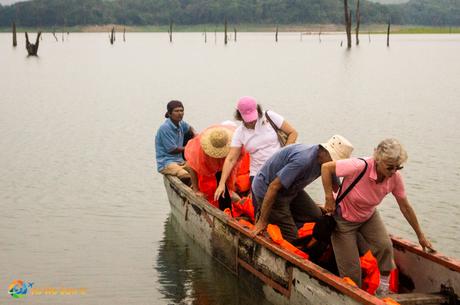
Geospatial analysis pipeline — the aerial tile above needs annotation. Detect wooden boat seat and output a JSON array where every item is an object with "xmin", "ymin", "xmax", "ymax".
[{"xmin": 389, "ymin": 292, "xmax": 450, "ymax": 305}]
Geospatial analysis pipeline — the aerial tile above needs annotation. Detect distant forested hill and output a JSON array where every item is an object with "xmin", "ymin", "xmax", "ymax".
[{"xmin": 0, "ymin": 0, "xmax": 459, "ymax": 27}]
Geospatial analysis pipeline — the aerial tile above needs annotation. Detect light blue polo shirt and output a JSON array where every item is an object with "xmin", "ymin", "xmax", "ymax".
[
  {"xmin": 155, "ymin": 118, "xmax": 190, "ymax": 172},
  {"xmin": 252, "ymin": 144, "xmax": 321, "ymax": 198}
]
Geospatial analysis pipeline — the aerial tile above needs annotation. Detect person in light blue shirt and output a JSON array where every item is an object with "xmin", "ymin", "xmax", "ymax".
[
  {"xmin": 155, "ymin": 100, "xmax": 195, "ymax": 180},
  {"xmin": 251, "ymin": 136, "xmax": 354, "ymax": 242}
]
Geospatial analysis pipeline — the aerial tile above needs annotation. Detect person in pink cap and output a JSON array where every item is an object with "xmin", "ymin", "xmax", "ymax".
[{"xmin": 214, "ymin": 96, "xmax": 298, "ymax": 201}]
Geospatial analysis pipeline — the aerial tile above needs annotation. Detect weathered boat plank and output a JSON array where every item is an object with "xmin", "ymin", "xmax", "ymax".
[{"xmin": 390, "ymin": 293, "xmax": 449, "ymax": 305}]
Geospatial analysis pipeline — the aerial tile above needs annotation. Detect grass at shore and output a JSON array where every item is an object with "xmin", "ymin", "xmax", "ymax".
[{"xmin": 1, "ymin": 24, "xmax": 460, "ymax": 34}]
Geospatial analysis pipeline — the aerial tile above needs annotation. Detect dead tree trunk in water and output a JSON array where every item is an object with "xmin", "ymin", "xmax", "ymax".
[
  {"xmin": 355, "ymin": 0, "xmax": 360, "ymax": 45},
  {"xmin": 168, "ymin": 21, "xmax": 173, "ymax": 42},
  {"xmin": 52, "ymin": 28, "xmax": 58, "ymax": 42},
  {"xmin": 224, "ymin": 18, "xmax": 228, "ymax": 45},
  {"xmin": 234, "ymin": 27, "xmax": 237, "ymax": 42},
  {"xmin": 25, "ymin": 32, "xmax": 41, "ymax": 56},
  {"xmin": 387, "ymin": 20, "xmax": 391, "ymax": 47},
  {"xmin": 110, "ymin": 27, "xmax": 115, "ymax": 44},
  {"xmin": 344, "ymin": 0, "xmax": 352, "ymax": 48},
  {"xmin": 275, "ymin": 25, "xmax": 279, "ymax": 42},
  {"xmin": 12, "ymin": 21, "xmax": 17, "ymax": 47},
  {"xmin": 123, "ymin": 27, "xmax": 126, "ymax": 42}
]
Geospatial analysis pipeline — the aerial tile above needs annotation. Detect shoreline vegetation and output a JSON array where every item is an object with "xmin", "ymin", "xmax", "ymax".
[{"xmin": 1, "ymin": 24, "xmax": 460, "ymax": 34}]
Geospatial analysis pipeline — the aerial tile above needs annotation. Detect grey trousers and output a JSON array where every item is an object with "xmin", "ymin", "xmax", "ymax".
[
  {"xmin": 332, "ymin": 210, "xmax": 395, "ymax": 287},
  {"xmin": 257, "ymin": 190, "xmax": 323, "ymax": 243}
]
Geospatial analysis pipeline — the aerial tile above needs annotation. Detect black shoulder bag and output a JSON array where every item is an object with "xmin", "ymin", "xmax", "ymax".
[{"xmin": 265, "ymin": 111, "xmax": 288, "ymax": 147}]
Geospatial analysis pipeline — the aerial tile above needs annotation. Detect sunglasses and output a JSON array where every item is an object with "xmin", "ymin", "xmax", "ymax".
[{"xmin": 386, "ymin": 165, "xmax": 404, "ymax": 171}]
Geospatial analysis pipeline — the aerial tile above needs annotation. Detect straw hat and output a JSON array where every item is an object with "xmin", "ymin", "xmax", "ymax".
[
  {"xmin": 200, "ymin": 127, "xmax": 233, "ymax": 158},
  {"xmin": 321, "ymin": 135, "xmax": 354, "ymax": 161}
]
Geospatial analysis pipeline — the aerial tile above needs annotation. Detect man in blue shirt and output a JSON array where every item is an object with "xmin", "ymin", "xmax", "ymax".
[
  {"xmin": 155, "ymin": 100, "xmax": 195, "ymax": 181},
  {"xmin": 251, "ymin": 135, "xmax": 353, "ymax": 242}
]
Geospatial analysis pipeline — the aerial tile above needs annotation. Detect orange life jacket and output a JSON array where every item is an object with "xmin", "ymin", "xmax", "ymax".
[
  {"xmin": 342, "ymin": 277, "xmax": 358, "ymax": 287},
  {"xmin": 297, "ymin": 222, "xmax": 315, "ymax": 238},
  {"xmin": 231, "ymin": 196, "xmax": 255, "ymax": 221},
  {"xmin": 235, "ymin": 151, "xmax": 251, "ymax": 193},
  {"xmin": 360, "ymin": 250, "xmax": 380, "ymax": 295},
  {"xmin": 360, "ymin": 251, "xmax": 399, "ymax": 295},
  {"xmin": 266, "ymin": 224, "xmax": 309, "ymax": 259},
  {"xmin": 382, "ymin": 297, "xmax": 401, "ymax": 305}
]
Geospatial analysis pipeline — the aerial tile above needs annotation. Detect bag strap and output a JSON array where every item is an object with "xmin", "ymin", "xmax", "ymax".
[
  {"xmin": 336, "ymin": 158, "xmax": 368, "ymax": 205},
  {"xmin": 265, "ymin": 110, "xmax": 279, "ymax": 132}
]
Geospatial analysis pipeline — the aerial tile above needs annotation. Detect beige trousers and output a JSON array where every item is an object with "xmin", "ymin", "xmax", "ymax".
[
  {"xmin": 332, "ymin": 210, "xmax": 395, "ymax": 287},
  {"xmin": 160, "ymin": 162, "xmax": 190, "ymax": 179}
]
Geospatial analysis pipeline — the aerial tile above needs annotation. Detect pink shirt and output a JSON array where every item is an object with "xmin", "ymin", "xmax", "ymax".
[{"xmin": 335, "ymin": 157, "xmax": 406, "ymax": 222}]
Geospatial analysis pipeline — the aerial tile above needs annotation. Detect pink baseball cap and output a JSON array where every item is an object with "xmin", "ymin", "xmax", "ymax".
[{"xmin": 237, "ymin": 96, "xmax": 258, "ymax": 122}]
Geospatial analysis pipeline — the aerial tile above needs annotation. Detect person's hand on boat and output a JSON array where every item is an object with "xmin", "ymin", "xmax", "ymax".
[
  {"xmin": 418, "ymin": 234, "xmax": 435, "ymax": 253},
  {"xmin": 214, "ymin": 183, "xmax": 226, "ymax": 201},
  {"xmin": 250, "ymin": 220, "xmax": 267, "ymax": 239}
]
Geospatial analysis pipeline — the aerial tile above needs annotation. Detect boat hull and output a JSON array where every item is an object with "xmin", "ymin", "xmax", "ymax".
[{"xmin": 163, "ymin": 175, "xmax": 459, "ymax": 305}]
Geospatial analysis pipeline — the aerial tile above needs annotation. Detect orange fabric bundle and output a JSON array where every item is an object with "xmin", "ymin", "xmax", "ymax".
[
  {"xmin": 238, "ymin": 219, "xmax": 255, "ymax": 230},
  {"xmin": 235, "ymin": 151, "xmax": 251, "ymax": 193},
  {"xmin": 360, "ymin": 250, "xmax": 380, "ymax": 295},
  {"xmin": 267, "ymin": 224, "xmax": 309, "ymax": 259},
  {"xmin": 297, "ymin": 222, "xmax": 315, "ymax": 238},
  {"xmin": 389, "ymin": 268, "xmax": 399, "ymax": 293},
  {"xmin": 231, "ymin": 196, "xmax": 255, "ymax": 221},
  {"xmin": 224, "ymin": 208, "xmax": 232, "ymax": 217},
  {"xmin": 342, "ymin": 277, "xmax": 358, "ymax": 287},
  {"xmin": 382, "ymin": 298, "xmax": 401, "ymax": 305},
  {"xmin": 198, "ymin": 174, "xmax": 219, "ymax": 208}
]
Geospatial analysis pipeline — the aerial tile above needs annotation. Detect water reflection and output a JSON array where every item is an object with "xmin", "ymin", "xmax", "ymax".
[{"xmin": 156, "ymin": 216, "xmax": 273, "ymax": 305}]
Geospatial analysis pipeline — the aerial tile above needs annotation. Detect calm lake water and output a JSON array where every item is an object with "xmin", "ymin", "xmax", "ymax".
[{"xmin": 0, "ymin": 32, "xmax": 459, "ymax": 305}]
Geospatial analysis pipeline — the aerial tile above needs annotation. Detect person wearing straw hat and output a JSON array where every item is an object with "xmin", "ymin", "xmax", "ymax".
[
  {"xmin": 250, "ymin": 135, "xmax": 354, "ymax": 242},
  {"xmin": 155, "ymin": 100, "xmax": 195, "ymax": 182},
  {"xmin": 185, "ymin": 125, "xmax": 247, "ymax": 211},
  {"xmin": 321, "ymin": 138, "xmax": 434, "ymax": 294}
]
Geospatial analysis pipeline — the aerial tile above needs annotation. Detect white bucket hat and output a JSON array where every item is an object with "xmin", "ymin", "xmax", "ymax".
[
  {"xmin": 321, "ymin": 135, "xmax": 354, "ymax": 161},
  {"xmin": 200, "ymin": 127, "xmax": 233, "ymax": 158}
]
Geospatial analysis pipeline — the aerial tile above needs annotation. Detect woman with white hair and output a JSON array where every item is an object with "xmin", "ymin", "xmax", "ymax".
[{"xmin": 321, "ymin": 138, "xmax": 434, "ymax": 295}]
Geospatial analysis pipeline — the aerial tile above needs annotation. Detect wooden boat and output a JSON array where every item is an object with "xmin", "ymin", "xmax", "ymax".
[{"xmin": 163, "ymin": 175, "xmax": 460, "ymax": 305}]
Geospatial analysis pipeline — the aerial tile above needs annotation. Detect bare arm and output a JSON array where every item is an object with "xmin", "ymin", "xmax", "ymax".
[
  {"xmin": 214, "ymin": 147, "xmax": 242, "ymax": 201},
  {"xmin": 250, "ymin": 177, "xmax": 283, "ymax": 238},
  {"xmin": 279, "ymin": 120, "xmax": 298, "ymax": 145},
  {"xmin": 321, "ymin": 161, "xmax": 337, "ymax": 214},
  {"xmin": 185, "ymin": 163, "xmax": 200, "ymax": 193},
  {"xmin": 396, "ymin": 196, "xmax": 434, "ymax": 252}
]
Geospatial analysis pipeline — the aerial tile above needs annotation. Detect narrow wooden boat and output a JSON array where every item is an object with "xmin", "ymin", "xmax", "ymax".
[{"xmin": 163, "ymin": 175, "xmax": 460, "ymax": 305}]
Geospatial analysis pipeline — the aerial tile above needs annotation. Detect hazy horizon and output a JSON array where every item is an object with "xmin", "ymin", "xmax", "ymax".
[{"xmin": 0, "ymin": 0, "xmax": 411, "ymax": 6}]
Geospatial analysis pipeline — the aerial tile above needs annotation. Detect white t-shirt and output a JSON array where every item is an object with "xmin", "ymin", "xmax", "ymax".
[{"xmin": 231, "ymin": 110, "xmax": 284, "ymax": 176}]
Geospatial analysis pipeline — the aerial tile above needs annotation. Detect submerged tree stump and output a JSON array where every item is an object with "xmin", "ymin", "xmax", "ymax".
[
  {"xmin": 110, "ymin": 27, "xmax": 115, "ymax": 44},
  {"xmin": 224, "ymin": 18, "xmax": 228, "ymax": 45},
  {"xmin": 387, "ymin": 20, "xmax": 391, "ymax": 47},
  {"xmin": 12, "ymin": 21, "xmax": 17, "ymax": 47},
  {"xmin": 356, "ymin": 0, "xmax": 361, "ymax": 45},
  {"xmin": 344, "ymin": 0, "xmax": 352, "ymax": 48},
  {"xmin": 168, "ymin": 21, "xmax": 173, "ymax": 43},
  {"xmin": 25, "ymin": 32, "xmax": 41, "ymax": 56}
]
